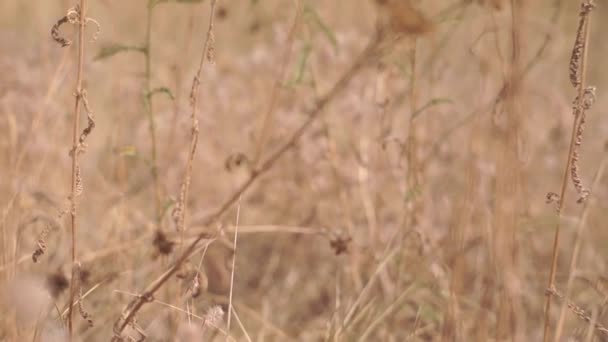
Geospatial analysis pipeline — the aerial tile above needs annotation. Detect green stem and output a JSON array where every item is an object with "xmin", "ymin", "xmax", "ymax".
[{"xmin": 145, "ymin": 3, "xmax": 162, "ymax": 226}]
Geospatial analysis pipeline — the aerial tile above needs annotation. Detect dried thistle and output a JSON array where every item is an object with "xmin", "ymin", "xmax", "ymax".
[
  {"xmin": 153, "ymin": 230, "xmax": 175, "ymax": 256},
  {"xmin": 202, "ymin": 305, "xmax": 224, "ymax": 329},
  {"xmin": 329, "ymin": 234, "xmax": 352, "ymax": 255},
  {"xmin": 46, "ymin": 269, "xmax": 69, "ymax": 298}
]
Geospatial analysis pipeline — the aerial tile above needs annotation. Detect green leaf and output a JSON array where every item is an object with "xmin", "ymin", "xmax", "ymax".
[
  {"xmin": 418, "ymin": 305, "xmax": 441, "ymax": 323},
  {"xmin": 393, "ymin": 61, "xmax": 411, "ymax": 79},
  {"xmin": 411, "ymin": 98, "xmax": 453, "ymax": 120},
  {"xmin": 146, "ymin": 87, "xmax": 175, "ymax": 101},
  {"xmin": 116, "ymin": 145, "xmax": 138, "ymax": 157},
  {"xmin": 287, "ymin": 43, "xmax": 312, "ymax": 86},
  {"xmin": 95, "ymin": 43, "xmax": 147, "ymax": 61},
  {"xmin": 149, "ymin": 0, "xmax": 204, "ymax": 8},
  {"xmin": 160, "ymin": 197, "xmax": 176, "ymax": 220},
  {"xmin": 404, "ymin": 184, "xmax": 422, "ymax": 203},
  {"xmin": 304, "ymin": 5, "xmax": 338, "ymax": 52}
]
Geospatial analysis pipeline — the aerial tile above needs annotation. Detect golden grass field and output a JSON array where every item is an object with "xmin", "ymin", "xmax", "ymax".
[{"xmin": 2, "ymin": 0, "xmax": 608, "ymax": 341}]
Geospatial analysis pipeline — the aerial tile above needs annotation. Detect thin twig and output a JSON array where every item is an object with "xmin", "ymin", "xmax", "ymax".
[
  {"xmin": 174, "ymin": 0, "xmax": 218, "ymax": 239},
  {"xmin": 113, "ymin": 290, "xmax": 235, "ymax": 340},
  {"xmin": 554, "ymin": 156, "xmax": 606, "ymax": 340},
  {"xmin": 547, "ymin": 286, "xmax": 608, "ymax": 338},
  {"xmin": 226, "ymin": 196, "xmax": 241, "ymax": 334},
  {"xmin": 251, "ymin": 0, "xmax": 302, "ymax": 167}
]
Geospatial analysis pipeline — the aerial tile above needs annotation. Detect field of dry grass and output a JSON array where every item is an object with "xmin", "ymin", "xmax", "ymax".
[{"xmin": 2, "ymin": 0, "xmax": 608, "ymax": 341}]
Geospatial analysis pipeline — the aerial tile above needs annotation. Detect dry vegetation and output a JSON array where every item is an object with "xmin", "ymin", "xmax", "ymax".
[{"xmin": 1, "ymin": 0, "xmax": 608, "ymax": 341}]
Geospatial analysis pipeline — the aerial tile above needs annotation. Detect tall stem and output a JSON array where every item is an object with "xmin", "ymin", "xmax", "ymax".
[
  {"xmin": 67, "ymin": 0, "xmax": 87, "ymax": 339},
  {"xmin": 542, "ymin": 2, "xmax": 592, "ymax": 341},
  {"xmin": 145, "ymin": 3, "xmax": 162, "ymax": 226}
]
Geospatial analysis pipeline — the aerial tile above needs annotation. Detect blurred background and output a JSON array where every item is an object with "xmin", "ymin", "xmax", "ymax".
[{"xmin": 2, "ymin": 0, "xmax": 608, "ymax": 341}]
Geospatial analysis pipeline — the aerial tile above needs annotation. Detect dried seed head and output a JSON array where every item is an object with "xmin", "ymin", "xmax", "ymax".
[
  {"xmin": 76, "ymin": 263, "xmax": 94, "ymax": 328},
  {"xmin": 33, "ymin": 238, "xmax": 47, "ymax": 263},
  {"xmin": 75, "ymin": 165, "xmax": 83, "ymax": 198},
  {"xmin": 202, "ymin": 306, "xmax": 224, "ymax": 328},
  {"xmin": 172, "ymin": 184, "xmax": 186, "ymax": 231},
  {"xmin": 569, "ymin": 86, "xmax": 597, "ymax": 204},
  {"xmin": 51, "ymin": 5, "xmax": 80, "ymax": 48},
  {"xmin": 190, "ymin": 273, "xmax": 202, "ymax": 298},
  {"xmin": 329, "ymin": 234, "xmax": 352, "ymax": 255},
  {"xmin": 50, "ymin": 4, "xmax": 101, "ymax": 47},
  {"xmin": 46, "ymin": 269, "xmax": 69, "ymax": 298},
  {"xmin": 206, "ymin": 30, "xmax": 216, "ymax": 64},
  {"xmin": 546, "ymin": 286, "xmax": 608, "ymax": 337},
  {"xmin": 188, "ymin": 271, "xmax": 208, "ymax": 299},
  {"xmin": 216, "ymin": 6, "xmax": 228, "ymax": 20},
  {"xmin": 51, "ymin": 16, "xmax": 72, "ymax": 47},
  {"xmin": 86, "ymin": 17, "xmax": 101, "ymax": 43},
  {"xmin": 176, "ymin": 262, "xmax": 196, "ymax": 280},
  {"xmin": 569, "ymin": 0, "xmax": 595, "ymax": 88},
  {"xmin": 30, "ymin": 215, "xmax": 62, "ymax": 263},
  {"xmin": 546, "ymin": 192, "xmax": 561, "ymax": 212},
  {"xmin": 153, "ymin": 230, "xmax": 175, "ymax": 256},
  {"xmin": 580, "ymin": 86, "xmax": 596, "ymax": 110},
  {"xmin": 66, "ymin": 5, "xmax": 80, "ymax": 24},
  {"xmin": 225, "ymin": 153, "xmax": 250, "ymax": 172},
  {"xmin": 79, "ymin": 266, "xmax": 91, "ymax": 285},
  {"xmin": 78, "ymin": 90, "xmax": 96, "ymax": 146}
]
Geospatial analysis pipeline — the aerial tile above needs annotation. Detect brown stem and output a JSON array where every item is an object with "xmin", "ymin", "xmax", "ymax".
[
  {"xmin": 543, "ymin": 2, "xmax": 593, "ymax": 341},
  {"xmin": 251, "ymin": 0, "xmax": 302, "ymax": 167},
  {"xmin": 68, "ymin": 0, "xmax": 87, "ymax": 339}
]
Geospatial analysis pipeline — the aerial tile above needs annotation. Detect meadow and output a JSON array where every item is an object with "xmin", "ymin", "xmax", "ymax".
[{"xmin": 1, "ymin": 0, "xmax": 608, "ymax": 341}]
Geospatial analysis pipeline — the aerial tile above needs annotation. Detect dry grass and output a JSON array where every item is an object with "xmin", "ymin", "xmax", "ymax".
[{"xmin": 2, "ymin": 0, "xmax": 608, "ymax": 341}]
